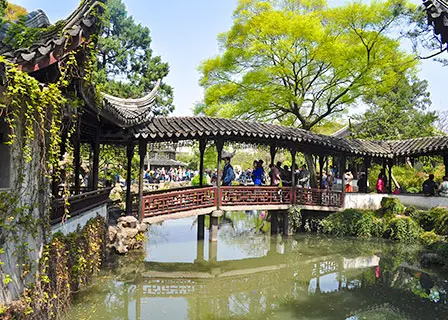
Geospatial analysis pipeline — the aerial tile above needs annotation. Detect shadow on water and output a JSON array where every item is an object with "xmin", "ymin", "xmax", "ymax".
[{"xmin": 65, "ymin": 211, "xmax": 448, "ymax": 320}]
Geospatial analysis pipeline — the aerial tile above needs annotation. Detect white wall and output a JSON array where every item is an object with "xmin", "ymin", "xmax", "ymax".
[
  {"xmin": 344, "ymin": 193, "xmax": 448, "ymax": 211},
  {"xmin": 51, "ymin": 204, "xmax": 108, "ymax": 235}
]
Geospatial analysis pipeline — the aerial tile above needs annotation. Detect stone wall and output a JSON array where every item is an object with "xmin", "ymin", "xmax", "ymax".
[{"xmin": 51, "ymin": 203, "xmax": 108, "ymax": 235}]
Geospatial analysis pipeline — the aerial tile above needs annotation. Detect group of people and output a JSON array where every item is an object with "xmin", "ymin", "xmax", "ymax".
[{"xmin": 143, "ymin": 166, "xmax": 192, "ymax": 183}]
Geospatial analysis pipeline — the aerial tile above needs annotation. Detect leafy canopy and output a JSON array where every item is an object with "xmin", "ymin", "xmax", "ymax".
[
  {"xmin": 96, "ymin": 0, "xmax": 174, "ymax": 115},
  {"xmin": 351, "ymin": 75, "xmax": 438, "ymax": 140},
  {"xmin": 196, "ymin": 0, "xmax": 418, "ymax": 131}
]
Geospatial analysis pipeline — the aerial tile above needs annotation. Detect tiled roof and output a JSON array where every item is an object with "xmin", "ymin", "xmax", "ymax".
[
  {"xmin": 148, "ymin": 158, "xmax": 187, "ymax": 167},
  {"xmin": 126, "ymin": 116, "xmax": 393, "ymax": 157},
  {"xmin": 100, "ymin": 80, "xmax": 160, "ymax": 128},
  {"xmin": 387, "ymin": 136, "xmax": 448, "ymax": 156},
  {"xmin": 0, "ymin": 0, "xmax": 104, "ymax": 73},
  {"xmin": 424, "ymin": 0, "xmax": 448, "ymax": 44}
]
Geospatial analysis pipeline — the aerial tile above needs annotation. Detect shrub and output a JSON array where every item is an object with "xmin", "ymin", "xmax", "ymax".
[
  {"xmin": 321, "ymin": 209, "xmax": 376, "ymax": 237},
  {"xmin": 387, "ymin": 216, "xmax": 422, "ymax": 242},
  {"xmin": 380, "ymin": 197, "xmax": 405, "ymax": 218},
  {"xmin": 420, "ymin": 231, "xmax": 445, "ymax": 246},
  {"xmin": 410, "ymin": 209, "xmax": 437, "ymax": 231},
  {"xmin": 432, "ymin": 207, "xmax": 448, "ymax": 235}
]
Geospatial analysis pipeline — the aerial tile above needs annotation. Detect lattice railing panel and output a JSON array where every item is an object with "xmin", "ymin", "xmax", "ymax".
[{"xmin": 220, "ymin": 186, "xmax": 292, "ymax": 206}]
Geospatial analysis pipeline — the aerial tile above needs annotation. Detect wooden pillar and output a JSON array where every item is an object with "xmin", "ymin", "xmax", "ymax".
[
  {"xmin": 444, "ymin": 154, "xmax": 448, "ymax": 178},
  {"xmin": 199, "ymin": 139, "xmax": 206, "ymax": 186},
  {"xmin": 216, "ymin": 140, "xmax": 224, "ymax": 209},
  {"xmin": 91, "ymin": 140, "xmax": 100, "ymax": 190},
  {"xmin": 388, "ymin": 158, "xmax": 393, "ymax": 193},
  {"xmin": 318, "ymin": 156, "xmax": 325, "ymax": 188},
  {"xmin": 138, "ymin": 140, "xmax": 147, "ymax": 221},
  {"xmin": 270, "ymin": 145, "xmax": 277, "ymax": 165},
  {"xmin": 73, "ymin": 138, "xmax": 81, "ymax": 195},
  {"xmin": 363, "ymin": 156, "xmax": 371, "ymax": 193},
  {"xmin": 125, "ymin": 143, "xmax": 134, "ymax": 216},
  {"xmin": 340, "ymin": 156, "xmax": 347, "ymax": 195},
  {"xmin": 290, "ymin": 149, "xmax": 297, "ymax": 203}
]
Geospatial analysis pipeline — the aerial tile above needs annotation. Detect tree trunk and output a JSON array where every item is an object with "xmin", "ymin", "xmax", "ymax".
[{"xmin": 305, "ymin": 153, "xmax": 318, "ymax": 188}]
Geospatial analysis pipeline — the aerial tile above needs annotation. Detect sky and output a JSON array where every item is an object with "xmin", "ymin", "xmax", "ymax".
[{"xmin": 10, "ymin": 0, "xmax": 447, "ymax": 116}]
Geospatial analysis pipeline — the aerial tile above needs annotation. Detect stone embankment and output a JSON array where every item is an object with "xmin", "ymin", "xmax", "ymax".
[{"xmin": 108, "ymin": 216, "xmax": 148, "ymax": 254}]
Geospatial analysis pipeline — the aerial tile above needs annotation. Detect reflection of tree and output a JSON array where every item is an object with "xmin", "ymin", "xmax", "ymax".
[{"xmin": 218, "ymin": 211, "xmax": 271, "ymax": 258}]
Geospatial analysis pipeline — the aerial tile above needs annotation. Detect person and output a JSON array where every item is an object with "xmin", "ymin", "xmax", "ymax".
[
  {"xmin": 252, "ymin": 160, "xmax": 263, "ymax": 186},
  {"xmin": 357, "ymin": 173, "xmax": 367, "ymax": 193},
  {"xmin": 327, "ymin": 171, "xmax": 334, "ymax": 190},
  {"xmin": 269, "ymin": 163, "xmax": 281, "ymax": 186},
  {"xmin": 423, "ymin": 174, "xmax": 438, "ymax": 196},
  {"xmin": 298, "ymin": 165, "xmax": 310, "ymax": 188},
  {"xmin": 222, "ymin": 156, "xmax": 235, "ymax": 186},
  {"xmin": 376, "ymin": 170, "xmax": 387, "ymax": 193},
  {"xmin": 439, "ymin": 176, "xmax": 448, "ymax": 197},
  {"xmin": 344, "ymin": 170, "xmax": 353, "ymax": 192},
  {"xmin": 320, "ymin": 170, "xmax": 327, "ymax": 189}
]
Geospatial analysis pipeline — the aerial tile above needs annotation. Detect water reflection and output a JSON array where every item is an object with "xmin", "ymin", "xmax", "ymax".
[{"xmin": 66, "ymin": 212, "xmax": 448, "ymax": 320}]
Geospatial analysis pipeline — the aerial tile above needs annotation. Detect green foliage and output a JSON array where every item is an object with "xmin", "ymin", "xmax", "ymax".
[
  {"xmin": 321, "ymin": 209, "xmax": 377, "ymax": 237},
  {"xmin": 431, "ymin": 207, "xmax": 448, "ymax": 235},
  {"xmin": 419, "ymin": 231, "xmax": 444, "ymax": 246},
  {"xmin": 380, "ymin": 197, "xmax": 405, "ymax": 218},
  {"xmin": 387, "ymin": 216, "xmax": 422, "ymax": 242},
  {"xmin": 197, "ymin": 0, "xmax": 418, "ymax": 132},
  {"xmin": 351, "ymin": 76, "xmax": 438, "ymax": 140},
  {"xmin": 368, "ymin": 164, "xmax": 444, "ymax": 194},
  {"xmin": 2, "ymin": 216, "xmax": 107, "ymax": 319},
  {"xmin": 96, "ymin": 0, "xmax": 173, "ymax": 114},
  {"xmin": 288, "ymin": 206, "xmax": 302, "ymax": 232}
]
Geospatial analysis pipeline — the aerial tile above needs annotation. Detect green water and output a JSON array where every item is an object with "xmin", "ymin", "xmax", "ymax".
[{"xmin": 65, "ymin": 212, "xmax": 448, "ymax": 320}]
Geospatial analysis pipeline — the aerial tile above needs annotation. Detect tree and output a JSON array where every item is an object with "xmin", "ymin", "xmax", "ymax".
[
  {"xmin": 351, "ymin": 76, "xmax": 438, "ymax": 140},
  {"xmin": 196, "ymin": 0, "xmax": 419, "ymax": 186},
  {"xmin": 96, "ymin": 0, "xmax": 173, "ymax": 114},
  {"xmin": 436, "ymin": 111, "xmax": 448, "ymax": 134},
  {"xmin": 196, "ymin": 0, "xmax": 417, "ymax": 129}
]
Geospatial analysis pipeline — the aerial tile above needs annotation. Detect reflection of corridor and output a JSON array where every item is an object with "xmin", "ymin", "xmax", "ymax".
[{"xmin": 133, "ymin": 235, "xmax": 400, "ymax": 319}]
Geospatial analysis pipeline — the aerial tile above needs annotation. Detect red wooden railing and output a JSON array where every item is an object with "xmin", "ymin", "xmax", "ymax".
[
  {"xmin": 141, "ymin": 186, "xmax": 344, "ymax": 219},
  {"xmin": 220, "ymin": 186, "xmax": 292, "ymax": 206},
  {"xmin": 142, "ymin": 186, "xmax": 217, "ymax": 217},
  {"xmin": 295, "ymin": 188, "xmax": 344, "ymax": 208}
]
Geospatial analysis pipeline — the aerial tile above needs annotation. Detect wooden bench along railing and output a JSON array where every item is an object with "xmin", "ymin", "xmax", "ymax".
[
  {"xmin": 141, "ymin": 186, "xmax": 344, "ymax": 219},
  {"xmin": 51, "ymin": 187, "xmax": 112, "ymax": 225}
]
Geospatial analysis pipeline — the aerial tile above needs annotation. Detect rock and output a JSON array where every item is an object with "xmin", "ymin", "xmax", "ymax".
[
  {"xmin": 108, "ymin": 226, "xmax": 118, "ymax": 242},
  {"xmin": 420, "ymin": 253, "xmax": 442, "ymax": 267},
  {"xmin": 120, "ymin": 227, "xmax": 139, "ymax": 239},
  {"xmin": 137, "ymin": 223, "xmax": 148, "ymax": 233},
  {"xmin": 118, "ymin": 216, "xmax": 138, "ymax": 228}
]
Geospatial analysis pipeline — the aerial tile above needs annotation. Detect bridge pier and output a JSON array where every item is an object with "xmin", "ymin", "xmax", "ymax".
[
  {"xmin": 197, "ymin": 215, "xmax": 205, "ymax": 240},
  {"xmin": 210, "ymin": 210, "xmax": 223, "ymax": 242},
  {"xmin": 270, "ymin": 211, "xmax": 279, "ymax": 235}
]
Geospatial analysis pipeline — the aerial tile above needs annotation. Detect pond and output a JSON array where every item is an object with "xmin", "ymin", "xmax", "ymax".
[{"xmin": 65, "ymin": 212, "xmax": 448, "ymax": 320}]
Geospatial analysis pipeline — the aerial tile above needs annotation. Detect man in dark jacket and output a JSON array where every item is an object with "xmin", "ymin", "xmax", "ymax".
[
  {"xmin": 222, "ymin": 156, "xmax": 235, "ymax": 186},
  {"xmin": 422, "ymin": 174, "xmax": 437, "ymax": 196}
]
